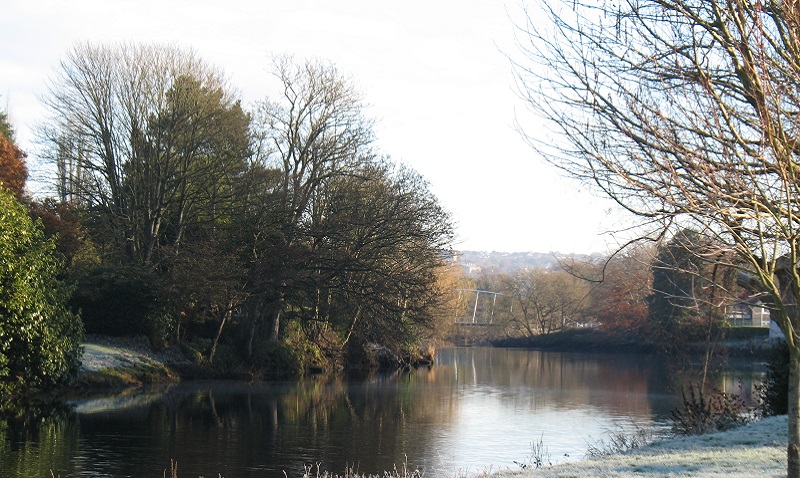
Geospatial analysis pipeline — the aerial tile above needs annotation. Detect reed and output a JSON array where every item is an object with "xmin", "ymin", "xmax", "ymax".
[{"xmin": 162, "ymin": 459, "xmax": 493, "ymax": 478}]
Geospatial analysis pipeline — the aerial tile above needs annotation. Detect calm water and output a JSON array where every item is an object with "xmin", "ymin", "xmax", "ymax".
[{"xmin": 0, "ymin": 348, "xmax": 765, "ymax": 477}]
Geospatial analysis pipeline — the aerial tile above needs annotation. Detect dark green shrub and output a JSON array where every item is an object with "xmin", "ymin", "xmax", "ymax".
[
  {"xmin": 179, "ymin": 337, "xmax": 242, "ymax": 371},
  {"xmin": 70, "ymin": 266, "xmax": 158, "ymax": 336},
  {"xmin": 758, "ymin": 341, "xmax": 790, "ymax": 416},
  {"xmin": 179, "ymin": 338, "xmax": 211, "ymax": 365},
  {"xmin": 250, "ymin": 341, "xmax": 304, "ymax": 376},
  {"xmin": 144, "ymin": 309, "xmax": 176, "ymax": 350},
  {"xmin": 0, "ymin": 189, "xmax": 83, "ymax": 404},
  {"xmin": 726, "ymin": 326, "xmax": 770, "ymax": 341}
]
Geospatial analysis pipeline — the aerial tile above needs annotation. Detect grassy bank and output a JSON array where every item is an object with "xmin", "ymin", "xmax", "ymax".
[
  {"xmin": 509, "ymin": 415, "xmax": 787, "ymax": 478},
  {"xmin": 70, "ymin": 361, "xmax": 178, "ymax": 391},
  {"xmin": 67, "ymin": 337, "xmax": 190, "ymax": 395},
  {"xmin": 492, "ymin": 329, "xmax": 656, "ymax": 353}
]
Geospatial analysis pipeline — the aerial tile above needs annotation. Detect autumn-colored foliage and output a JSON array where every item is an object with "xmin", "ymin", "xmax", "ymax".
[
  {"xmin": 27, "ymin": 199, "xmax": 91, "ymax": 269},
  {"xmin": 0, "ymin": 132, "xmax": 27, "ymax": 200},
  {"xmin": 589, "ymin": 245, "xmax": 653, "ymax": 335}
]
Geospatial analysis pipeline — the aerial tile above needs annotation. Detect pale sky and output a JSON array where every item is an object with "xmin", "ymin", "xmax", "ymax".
[{"xmin": 0, "ymin": 0, "xmax": 624, "ymax": 254}]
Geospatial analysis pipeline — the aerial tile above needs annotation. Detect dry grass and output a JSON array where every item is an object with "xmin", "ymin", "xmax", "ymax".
[
  {"xmin": 586, "ymin": 423, "xmax": 654, "ymax": 457},
  {"xmin": 161, "ymin": 459, "xmax": 494, "ymax": 478},
  {"xmin": 71, "ymin": 362, "xmax": 177, "ymax": 391}
]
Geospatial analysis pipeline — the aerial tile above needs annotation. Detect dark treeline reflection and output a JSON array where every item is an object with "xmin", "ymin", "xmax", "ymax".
[
  {"xmin": 2, "ymin": 375, "xmax": 458, "ymax": 478},
  {"xmin": 444, "ymin": 347, "xmax": 668, "ymax": 417},
  {"xmin": 0, "ymin": 349, "xmax": 765, "ymax": 478},
  {"xmin": 440, "ymin": 348, "xmax": 763, "ymax": 418}
]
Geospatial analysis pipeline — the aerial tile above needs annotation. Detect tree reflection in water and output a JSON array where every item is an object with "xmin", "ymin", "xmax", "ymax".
[{"xmin": 0, "ymin": 348, "xmax": 765, "ymax": 477}]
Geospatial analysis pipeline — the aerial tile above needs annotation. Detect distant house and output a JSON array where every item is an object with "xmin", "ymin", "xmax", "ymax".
[
  {"xmin": 725, "ymin": 294, "xmax": 787, "ymax": 341},
  {"xmin": 725, "ymin": 293, "xmax": 771, "ymax": 327}
]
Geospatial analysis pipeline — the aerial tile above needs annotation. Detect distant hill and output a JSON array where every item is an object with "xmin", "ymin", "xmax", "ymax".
[{"xmin": 453, "ymin": 250, "xmax": 604, "ymax": 276}]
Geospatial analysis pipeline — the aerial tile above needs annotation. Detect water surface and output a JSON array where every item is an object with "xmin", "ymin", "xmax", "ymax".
[{"xmin": 0, "ymin": 347, "xmax": 765, "ymax": 477}]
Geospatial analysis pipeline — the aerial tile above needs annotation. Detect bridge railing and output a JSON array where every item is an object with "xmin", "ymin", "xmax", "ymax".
[{"xmin": 453, "ymin": 289, "xmax": 508, "ymax": 325}]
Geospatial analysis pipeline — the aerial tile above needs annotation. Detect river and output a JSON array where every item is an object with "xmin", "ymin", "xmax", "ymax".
[{"xmin": 0, "ymin": 347, "xmax": 766, "ymax": 477}]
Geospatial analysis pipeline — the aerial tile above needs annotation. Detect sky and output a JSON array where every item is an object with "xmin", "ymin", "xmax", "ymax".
[{"xmin": 0, "ymin": 0, "xmax": 625, "ymax": 254}]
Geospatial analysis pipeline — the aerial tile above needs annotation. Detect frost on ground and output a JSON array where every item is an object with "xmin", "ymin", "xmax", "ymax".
[
  {"xmin": 80, "ymin": 342, "xmax": 158, "ymax": 371},
  {"xmin": 511, "ymin": 415, "xmax": 788, "ymax": 478},
  {"xmin": 80, "ymin": 335, "xmax": 191, "ymax": 372}
]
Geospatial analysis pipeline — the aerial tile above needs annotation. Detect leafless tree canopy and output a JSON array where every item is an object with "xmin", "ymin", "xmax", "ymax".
[
  {"xmin": 516, "ymin": 0, "xmax": 800, "ymax": 335},
  {"xmin": 253, "ymin": 55, "xmax": 375, "ymax": 228},
  {"xmin": 515, "ymin": 1, "xmax": 800, "ymax": 475},
  {"xmin": 501, "ymin": 268, "xmax": 590, "ymax": 336}
]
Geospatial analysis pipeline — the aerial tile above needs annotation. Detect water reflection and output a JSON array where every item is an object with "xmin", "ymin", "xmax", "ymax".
[{"xmin": 0, "ymin": 348, "xmax": 765, "ymax": 477}]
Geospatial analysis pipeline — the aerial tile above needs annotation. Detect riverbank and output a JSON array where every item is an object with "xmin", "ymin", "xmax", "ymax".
[
  {"xmin": 493, "ymin": 328, "xmax": 779, "ymax": 358},
  {"xmin": 70, "ymin": 335, "xmax": 192, "ymax": 392},
  {"xmin": 46, "ymin": 344, "xmax": 786, "ymax": 477},
  {"xmin": 507, "ymin": 415, "xmax": 787, "ymax": 478}
]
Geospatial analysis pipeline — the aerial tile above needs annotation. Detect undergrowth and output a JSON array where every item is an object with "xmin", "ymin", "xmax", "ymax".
[
  {"xmin": 586, "ymin": 422, "xmax": 654, "ymax": 457},
  {"xmin": 515, "ymin": 434, "xmax": 552, "ymax": 470},
  {"xmin": 670, "ymin": 384, "xmax": 751, "ymax": 436}
]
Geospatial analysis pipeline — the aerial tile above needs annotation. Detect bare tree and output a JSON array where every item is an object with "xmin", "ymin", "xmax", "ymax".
[
  {"xmin": 648, "ymin": 228, "xmax": 738, "ymax": 386},
  {"xmin": 249, "ymin": 55, "xmax": 376, "ymax": 343},
  {"xmin": 290, "ymin": 161, "xmax": 454, "ymax": 361},
  {"xmin": 38, "ymin": 43, "xmax": 248, "ymax": 267},
  {"xmin": 589, "ymin": 243, "xmax": 653, "ymax": 336},
  {"xmin": 243, "ymin": 57, "xmax": 454, "ymax": 362},
  {"xmin": 254, "ymin": 55, "xmax": 374, "ymax": 229},
  {"xmin": 501, "ymin": 268, "xmax": 589, "ymax": 337},
  {"xmin": 515, "ymin": 1, "xmax": 800, "ymax": 475}
]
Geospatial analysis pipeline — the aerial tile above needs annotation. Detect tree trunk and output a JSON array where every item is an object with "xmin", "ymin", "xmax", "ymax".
[
  {"xmin": 789, "ymin": 347, "xmax": 800, "ymax": 478},
  {"xmin": 244, "ymin": 300, "xmax": 262, "ymax": 360},
  {"xmin": 246, "ymin": 319, "xmax": 257, "ymax": 359},
  {"xmin": 268, "ymin": 307, "xmax": 282, "ymax": 343},
  {"xmin": 246, "ymin": 310, "xmax": 258, "ymax": 360},
  {"xmin": 209, "ymin": 307, "xmax": 231, "ymax": 366}
]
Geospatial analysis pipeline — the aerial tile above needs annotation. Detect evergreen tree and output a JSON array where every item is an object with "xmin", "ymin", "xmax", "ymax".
[
  {"xmin": 0, "ymin": 188, "xmax": 83, "ymax": 406},
  {"xmin": 0, "ymin": 104, "xmax": 13, "ymax": 141},
  {"xmin": 648, "ymin": 229, "xmax": 705, "ymax": 335}
]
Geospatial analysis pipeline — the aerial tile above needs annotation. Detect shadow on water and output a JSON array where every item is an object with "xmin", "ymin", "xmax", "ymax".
[{"xmin": 0, "ymin": 348, "xmax": 766, "ymax": 477}]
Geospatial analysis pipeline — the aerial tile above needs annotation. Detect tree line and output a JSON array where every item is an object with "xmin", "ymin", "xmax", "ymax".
[
  {"xmin": 459, "ymin": 229, "xmax": 743, "ymax": 355},
  {"xmin": 0, "ymin": 43, "xmax": 455, "ymax": 404}
]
